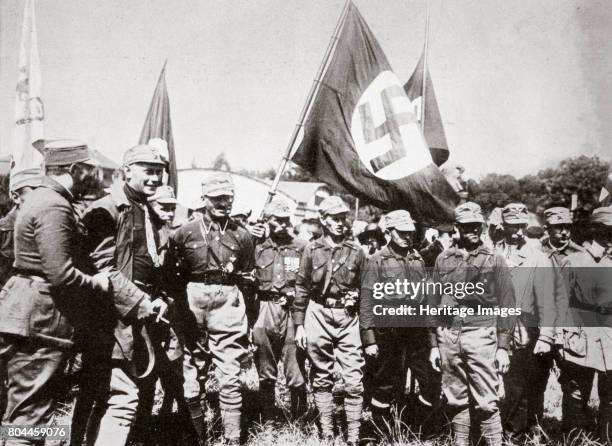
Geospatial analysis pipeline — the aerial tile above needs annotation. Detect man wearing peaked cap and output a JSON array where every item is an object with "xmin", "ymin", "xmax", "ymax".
[
  {"xmin": 360, "ymin": 210, "xmax": 440, "ymax": 435},
  {"xmin": 168, "ymin": 171, "xmax": 255, "ymax": 444},
  {"xmin": 542, "ymin": 207, "xmax": 582, "ymax": 261},
  {"xmin": 293, "ymin": 195, "xmax": 366, "ymax": 444},
  {"xmin": 252, "ymin": 198, "xmax": 308, "ymax": 421},
  {"xmin": 495, "ymin": 202, "xmax": 560, "ymax": 439},
  {"xmin": 558, "ymin": 207, "xmax": 612, "ymax": 440},
  {"xmin": 73, "ymin": 143, "xmax": 177, "ymax": 446},
  {"xmin": 0, "ymin": 139, "xmax": 112, "ymax": 437},
  {"xmin": 148, "ymin": 184, "xmax": 178, "ymax": 225},
  {"xmin": 357, "ymin": 222, "xmax": 386, "ymax": 258},
  {"xmin": 428, "ymin": 201, "xmax": 514, "ymax": 446}
]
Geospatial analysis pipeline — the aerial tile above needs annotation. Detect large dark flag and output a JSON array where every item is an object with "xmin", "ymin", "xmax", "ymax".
[
  {"xmin": 404, "ymin": 52, "xmax": 449, "ymax": 166},
  {"xmin": 139, "ymin": 63, "xmax": 178, "ymax": 193},
  {"xmin": 600, "ymin": 161, "xmax": 612, "ymax": 206},
  {"xmin": 292, "ymin": 3, "xmax": 458, "ymax": 226}
]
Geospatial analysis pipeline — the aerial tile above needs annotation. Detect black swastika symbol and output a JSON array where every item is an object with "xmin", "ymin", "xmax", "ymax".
[{"xmin": 357, "ymin": 84, "xmax": 416, "ymax": 173}]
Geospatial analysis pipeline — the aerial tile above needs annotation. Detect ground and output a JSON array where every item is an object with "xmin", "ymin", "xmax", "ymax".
[{"xmin": 53, "ymin": 363, "xmax": 606, "ymax": 446}]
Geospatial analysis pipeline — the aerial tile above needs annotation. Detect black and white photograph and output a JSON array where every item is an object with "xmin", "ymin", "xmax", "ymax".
[{"xmin": 0, "ymin": 1, "xmax": 611, "ymax": 445}]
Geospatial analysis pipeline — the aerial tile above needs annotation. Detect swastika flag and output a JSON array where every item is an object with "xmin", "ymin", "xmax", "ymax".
[
  {"xmin": 600, "ymin": 161, "xmax": 612, "ymax": 206},
  {"xmin": 292, "ymin": 3, "xmax": 458, "ymax": 226}
]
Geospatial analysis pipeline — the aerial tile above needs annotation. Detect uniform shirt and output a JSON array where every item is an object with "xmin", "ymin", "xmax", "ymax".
[
  {"xmin": 255, "ymin": 234, "xmax": 306, "ymax": 295},
  {"xmin": 430, "ymin": 242, "xmax": 515, "ymax": 349},
  {"xmin": 562, "ymin": 241, "xmax": 612, "ymax": 371},
  {"xmin": 495, "ymin": 239, "xmax": 559, "ymax": 339},
  {"xmin": 13, "ymin": 177, "xmax": 96, "ymax": 293},
  {"xmin": 293, "ymin": 236, "xmax": 366, "ymax": 326},
  {"xmin": 171, "ymin": 212, "xmax": 254, "ymax": 278},
  {"xmin": 0, "ymin": 207, "xmax": 17, "ymax": 286},
  {"xmin": 360, "ymin": 244, "xmax": 426, "ymax": 346}
]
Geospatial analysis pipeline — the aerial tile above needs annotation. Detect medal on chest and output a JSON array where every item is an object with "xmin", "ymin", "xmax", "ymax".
[{"xmin": 225, "ymin": 255, "xmax": 237, "ymax": 273}]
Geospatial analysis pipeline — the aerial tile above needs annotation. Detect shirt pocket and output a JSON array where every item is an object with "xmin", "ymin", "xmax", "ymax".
[
  {"xmin": 312, "ymin": 255, "xmax": 327, "ymax": 284},
  {"xmin": 255, "ymin": 251, "xmax": 275, "ymax": 286},
  {"xmin": 282, "ymin": 251, "xmax": 301, "ymax": 284}
]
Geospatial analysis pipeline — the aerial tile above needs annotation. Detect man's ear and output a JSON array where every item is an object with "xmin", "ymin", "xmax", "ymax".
[{"xmin": 123, "ymin": 165, "xmax": 132, "ymax": 181}]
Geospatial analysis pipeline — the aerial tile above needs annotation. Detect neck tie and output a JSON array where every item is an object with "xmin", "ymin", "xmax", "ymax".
[{"xmin": 142, "ymin": 204, "xmax": 160, "ymax": 267}]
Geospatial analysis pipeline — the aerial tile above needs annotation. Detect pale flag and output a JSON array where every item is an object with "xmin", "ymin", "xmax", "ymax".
[{"xmin": 11, "ymin": 0, "xmax": 44, "ymax": 188}]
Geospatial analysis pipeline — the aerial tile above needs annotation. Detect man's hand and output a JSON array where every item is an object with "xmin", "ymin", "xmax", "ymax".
[
  {"xmin": 429, "ymin": 347, "xmax": 441, "ymax": 372},
  {"xmin": 92, "ymin": 271, "xmax": 111, "ymax": 293},
  {"xmin": 496, "ymin": 348, "xmax": 510, "ymax": 374},
  {"xmin": 365, "ymin": 344, "xmax": 379, "ymax": 359},
  {"xmin": 533, "ymin": 339, "xmax": 552, "ymax": 355},
  {"xmin": 246, "ymin": 222, "xmax": 266, "ymax": 239},
  {"xmin": 295, "ymin": 325, "xmax": 307, "ymax": 350}
]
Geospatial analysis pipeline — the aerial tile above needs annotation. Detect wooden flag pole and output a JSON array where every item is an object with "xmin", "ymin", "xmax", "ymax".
[
  {"xmin": 420, "ymin": 0, "xmax": 430, "ymax": 131},
  {"xmin": 259, "ymin": 0, "xmax": 352, "ymax": 219}
]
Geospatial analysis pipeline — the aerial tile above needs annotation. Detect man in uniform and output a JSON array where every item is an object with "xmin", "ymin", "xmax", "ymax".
[
  {"xmin": 558, "ymin": 207, "xmax": 612, "ymax": 443},
  {"xmin": 0, "ymin": 140, "xmax": 110, "ymax": 445},
  {"xmin": 540, "ymin": 207, "xmax": 591, "ymax": 433},
  {"xmin": 0, "ymin": 169, "xmax": 41, "ymax": 287},
  {"xmin": 253, "ymin": 198, "xmax": 307, "ymax": 420},
  {"xmin": 360, "ymin": 210, "xmax": 439, "ymax": 434},
  {"xmin": 428, "ymin": 202, "xmax": 514, "ymax": 446},
  {"xmin": 494, "ymin": 203, "xmax": 559, "ymax": 438},
  {"xmin": 75, "ymin": 144, "xmax": 175, "ymax": 446},
  {"xmin": 294, "ymin": 196, "xmax": 366, "ymax": 445},
  {"xmin": 170, "ymin": 173, "xmax": 255, "ymax": 444}
]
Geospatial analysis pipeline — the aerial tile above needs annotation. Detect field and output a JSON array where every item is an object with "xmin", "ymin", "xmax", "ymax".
[{"xmin": 53, "ymin": 363, "xmax": 605, "ymax": 446}]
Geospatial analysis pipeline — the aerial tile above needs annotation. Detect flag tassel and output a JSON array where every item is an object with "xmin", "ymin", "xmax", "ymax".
[{"xmin": 260, "ymin": 0, "xmax": 352, "ymax": 218}]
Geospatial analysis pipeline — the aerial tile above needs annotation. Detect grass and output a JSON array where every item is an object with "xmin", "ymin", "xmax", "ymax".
[{"xmin": 52, "ymin": 363, "xmax": 605, "ymax": 446}]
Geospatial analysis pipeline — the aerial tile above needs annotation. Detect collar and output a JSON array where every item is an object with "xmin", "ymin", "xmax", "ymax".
[
  {"xmin": 40, "ymin": 177, "xmax": 74, "ymax": 202},
  {"xmin": 109, "ymin": 180, "xmax": 130, "ymax": 209},
  {"xmin": 446, "ymin": 242, "xmax": 491, "ymax": 260},
  {"xmin": 200, "ymin": 211, "xmax": 236, "ymax": 232},
  {"xmin": 261, "ymin": 234, "xmax": 294, "ymax": 250}
]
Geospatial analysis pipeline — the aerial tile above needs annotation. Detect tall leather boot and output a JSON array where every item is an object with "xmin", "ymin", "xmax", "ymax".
[
  {"xmin": 259, "ymin": 382, "xmax": 277, "ymax": 422},
  {"xmin": 313, "ymin": 390, "xmax": 334, "ymax": 440},
  {"xmin": 185, "ymin": 396, "xmax": 206, "ymax": 446}
]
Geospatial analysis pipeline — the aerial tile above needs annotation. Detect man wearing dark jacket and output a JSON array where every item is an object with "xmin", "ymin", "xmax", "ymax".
[
  {"xmin": 0, "ymin": 140, "xmax": 110, "ymax": 445},
  {"xmin": 75, "ymin": 145, "xmax": 173, "ymax": 446}
]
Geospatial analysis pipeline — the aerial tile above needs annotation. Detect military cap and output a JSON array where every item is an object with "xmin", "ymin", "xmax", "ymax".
[
  {"xmin": 384, "ymin": 210, "xmax": 416, "ymax": 231},
  {"xmin": 318, "ymin": 196, "xmax": 349, "ymax": 216},
  {"xmin": 123, "ymin": 144, "xmax": 167, "ymax": 166},
  {"xmin": 502, "ymin": 203, "xmax": 529, "ymax": 224},
  {"xmin": 592, "ymin": 207, "xmax": 612, "ymax": 226},
  {"xmin": 544, "ymin": 207, "xmax": 572, "ymax": 225},
  {"xmin": 202, "ymin": 172, "xmax": 234, "ymax": 197},
  {"xmin": 9, "ymin": 168, "xmax": 42, "ymax": 192},
  {"xmin": 35, "ymin": 139, "xmax": 97, "ymax": 167},
  {"xmin": 147, "ymin": 185, "xmax": 177, "ymax": 204},
  {"xmin": 454, "ymin": 202, "xmax": 485, "ymax": 224},
  {"xmin": 263, "ymin": 198, "xmax": 292, "ymax": 218}
]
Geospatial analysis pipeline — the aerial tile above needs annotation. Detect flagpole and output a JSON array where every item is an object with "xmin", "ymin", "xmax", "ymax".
[
  {"xmin": 420, "ymin": 0, "xmax": 430, "ymax": 131},
  {"xmin": 259, "ymin": 0, "xmax": 352, "ymax": 219}
]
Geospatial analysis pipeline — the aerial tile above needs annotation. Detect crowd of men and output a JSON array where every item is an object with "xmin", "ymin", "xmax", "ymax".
[{"xmin": 0, "ymin": 140, "xmax": 611, "ymax": 446}]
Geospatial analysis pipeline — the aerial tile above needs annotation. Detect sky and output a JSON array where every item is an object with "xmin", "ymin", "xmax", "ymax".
[{"xmin": 1, "ymin": 0, "xmax": 610, "ymax": 179}]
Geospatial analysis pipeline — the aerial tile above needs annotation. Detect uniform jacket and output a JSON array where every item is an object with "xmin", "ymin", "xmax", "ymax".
[
  {"xmin": 293, "ymin": 236, "xmax": 367, "ymax": 326},
  {"xmin": 495, "ymin": 240, "xmax": 559, "ymax": 341},
  {"xmin": 0, "ymin": 207, "xmax": 17, "ymax": 286},
  {"xmin": 83, "ymin": 182, "xmax": 179, "ymax": 363},
  {"xmin": 430, "ymin": 243, "xmax": 515, "ymax": 349},
  {"xmin": 0, "ymin": 178, "xmax": 100, "ymax": 347},
  {"xmin": 255, "ymin": 235, "xmax": 306, "ymax": 295},
  {"xmin": 360, "ymin": 244, "xmax": 426, "ymax": 346},
  {"xmin": 560, "ymin": 241, "xmax": 612, "ymax": 371}
]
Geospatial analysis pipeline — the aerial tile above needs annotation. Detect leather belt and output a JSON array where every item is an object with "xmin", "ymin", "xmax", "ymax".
[
  {"xmin": 189, "ymin": 271, "xmax": 240, "ymax": 286},
  {"xmin": 258, "ymin": 290, "xmax": 286, "ymax": 303}
]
